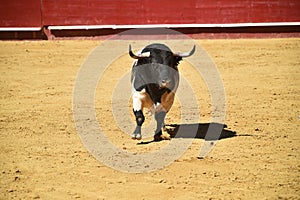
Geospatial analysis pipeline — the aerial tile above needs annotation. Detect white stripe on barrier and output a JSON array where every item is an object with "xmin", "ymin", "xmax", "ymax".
[
  {"xmin": 1, "ymin": 22, "xmax": 298, "ymax": 31},
  {"xmin": 0, "ymin": 27, "xmax": 41, "ymax": 31},
  {"xmin": 47, "ymin": 22, "xmax": 300, "ymax": 30}
]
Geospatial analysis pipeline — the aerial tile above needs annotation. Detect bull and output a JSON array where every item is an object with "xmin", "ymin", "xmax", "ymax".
[{"xmin": 129, "ymin": 43, "xmax": 195, "ymax": 141}]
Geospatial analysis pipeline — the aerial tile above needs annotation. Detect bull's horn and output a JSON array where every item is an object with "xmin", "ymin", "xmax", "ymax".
[
  {"xmin": 173, "ymin": 45, "xmax": 196, "ymax": 58},
  {"xmin": 129, "ymin": 44, "xmax": 151, "ymax": 59}
]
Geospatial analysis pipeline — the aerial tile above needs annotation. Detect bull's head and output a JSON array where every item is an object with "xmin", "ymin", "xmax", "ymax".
[
  {"xmin": 129, "ymin": 44, "xmax": 195, "ymax": 91},
  {"xmin": 129, "ymin": 44, "xmax": 195, "ymax": 59}
]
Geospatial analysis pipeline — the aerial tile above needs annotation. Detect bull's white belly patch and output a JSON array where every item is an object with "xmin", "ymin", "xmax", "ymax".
[
  {"xmin": 132, "ymin": 88, "xmax": 175, "ymax": 116},
  {"xmin": 132, "ymin": 88, "xmax": 153, "ymax": 112}
]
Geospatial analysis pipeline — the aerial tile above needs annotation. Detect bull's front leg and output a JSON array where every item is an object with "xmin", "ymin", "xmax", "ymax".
[
  {"xmin": 132, "ymin": 90, "xmax": 146, "ymax": 140},
  {"xmin": 132, "ymin": 110, "xmax": 144, "ymax": 140},
  {"xmin": 153, "ymin": 92, "xmax": 175, "ymax": 141},
  {"xmin": 154, "ymin": 110, "xmax": 166, "ymax": 141}
]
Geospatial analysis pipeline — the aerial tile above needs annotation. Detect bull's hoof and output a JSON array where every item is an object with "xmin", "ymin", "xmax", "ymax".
[
  {"xmin": 131, "ymin": 133, "xmax": 142, "ymax": 140},
  {"xmin": 132, "ymin": 126, "xmax": 142, "ymax": 140},
  {"xmin": 160, "ymin": 133, "xmax": 171, "ymax": 140}
]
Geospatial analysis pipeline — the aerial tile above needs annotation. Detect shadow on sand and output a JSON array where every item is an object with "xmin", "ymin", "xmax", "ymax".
[
  {"xmin": 138, "ymin": 122, "xmax": 236, "ymax": 145},
  {"xmin": 165, "ymin": 122, "xmax": 236, "ymax": 140}
]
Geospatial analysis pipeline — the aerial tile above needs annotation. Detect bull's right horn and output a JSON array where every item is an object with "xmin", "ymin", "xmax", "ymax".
[
  {"xmin": 173, "ymin": 45, "xmax": 196, "ymax": 58},
  {"xmin": 129, "ymin": 44, "xmax": 151, "ymax": 59}
]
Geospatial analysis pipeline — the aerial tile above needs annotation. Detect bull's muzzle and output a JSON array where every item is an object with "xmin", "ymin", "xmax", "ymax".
[{"xmin": 159, "ymin": 79, "xmax": 171, "ymax": 88}]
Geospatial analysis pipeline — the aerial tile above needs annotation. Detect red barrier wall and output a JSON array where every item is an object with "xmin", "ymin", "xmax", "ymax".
[
  {"xmin": 41, "ymin": 0, "xmax": 300, "ymax": 26},
  {"xmin": 1, "ymin": 0, "xmax": 299, "ymax": 28},
  {"xmin": 0, "ymin": 0, "xmax": 42, "ymax": 28}
]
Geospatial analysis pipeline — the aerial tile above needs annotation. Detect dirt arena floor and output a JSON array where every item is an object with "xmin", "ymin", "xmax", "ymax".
[{"xmin": 0, "ymin": 38, "xmax": 299, "ymax": 199}]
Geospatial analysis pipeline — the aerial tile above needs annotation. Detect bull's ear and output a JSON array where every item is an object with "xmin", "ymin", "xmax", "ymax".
[{"xmin": 174, "ymin": 56, "xmax": 182, "ymax": 65}]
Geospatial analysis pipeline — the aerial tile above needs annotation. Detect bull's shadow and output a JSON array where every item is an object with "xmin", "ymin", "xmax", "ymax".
[
  {"xmin": 165, "ymin": 122, "xmax": 236, "ymax": 140},
  {"xmin": 137, "ymin": 122, "xmax": 236, "ymax": 144}
]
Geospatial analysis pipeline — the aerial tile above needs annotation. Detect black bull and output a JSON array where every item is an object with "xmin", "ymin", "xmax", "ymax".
[{"xmin": 129, "ymin": 43, "xmax": 195, "ymax": 141}]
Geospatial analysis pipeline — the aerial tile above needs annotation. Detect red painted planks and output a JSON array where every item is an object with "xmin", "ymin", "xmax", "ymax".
[
  {"xmin": 1, "ymin": 0, "xmax": 299, "ymax": 29},
  {"xmin": 0, "ymin": 0, "xmax": 42, "ymax": 28},
  {"xmin": 41, "ymin": 0, "xmax": 300, "ymax": 26},
  {"xmin": 42, "ymin": 0, "xmax": 89, "ymax": 25}
]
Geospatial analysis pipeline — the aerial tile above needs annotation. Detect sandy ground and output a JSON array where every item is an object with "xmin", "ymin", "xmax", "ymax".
[{"xmin": 0, "ymin": 38, "xmax": 299, "ymax": 199}]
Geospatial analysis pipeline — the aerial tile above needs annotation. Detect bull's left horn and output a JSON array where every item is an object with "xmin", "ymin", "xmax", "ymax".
[
  {"xmin": 129, "ymin": 44, "xmax": 151, "ymax": 59},
  {"xmin": 173, "ymin": 45, "xmax": 196, "ymax": 58}
]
